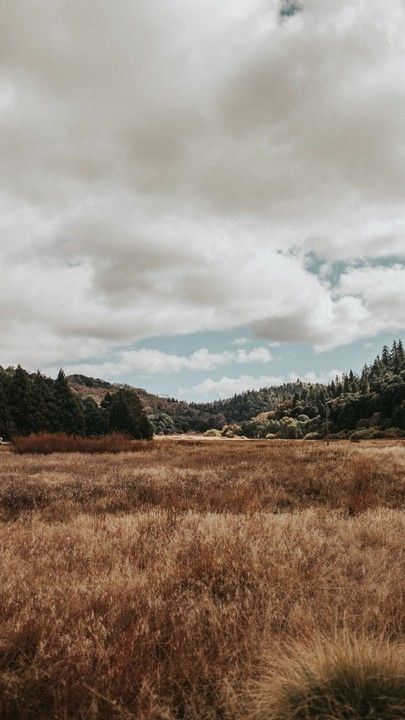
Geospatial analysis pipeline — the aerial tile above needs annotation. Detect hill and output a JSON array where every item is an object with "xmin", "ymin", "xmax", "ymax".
[
  {"xmin": 1, "ymin": 340, "xmax": 404, "ymax": 440},
  {"xmin": 66, "ymin": 374, "xmax": 321, "ymax": 434},
  {"xmin": 67, "ymin": 340, "xmax": 405, "ymax": 438}
]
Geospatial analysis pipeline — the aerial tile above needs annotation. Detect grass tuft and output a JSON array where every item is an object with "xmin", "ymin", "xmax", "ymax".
[{"xmin": 251, "ymin": 636, "xmax": 405, "ymax": 720}]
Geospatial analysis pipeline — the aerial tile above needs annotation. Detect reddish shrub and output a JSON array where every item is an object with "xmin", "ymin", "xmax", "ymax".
[{"xmin": 13, "ymin": 432, "xmax": 151, "ymax": 454}]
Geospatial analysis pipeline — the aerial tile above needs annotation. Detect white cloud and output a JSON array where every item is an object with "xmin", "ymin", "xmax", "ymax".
[
  {"xmin": 47, "ymin": 345, "xmax": 272, "ymax": 379},
  {"xmin": 288, "ymin": 369, "xmax": 343, "ymax": 384},
  {"xmin": 178, "ymin": 374, "xmax": 285, "ymax": 399},
  {"xmin": 178, "ymin": 367, "xmax": 343, "ymax": 400},
  {"xmin": 234, "ymin": 347, "xmax": 272, "ymax": 363},
  {"xmin": 232, "ymin": 337, "xmax": 251, "ymax": 346},
  {"xmin": 0, "ymin": 0, "xmax": 404, "ymax": 371}
]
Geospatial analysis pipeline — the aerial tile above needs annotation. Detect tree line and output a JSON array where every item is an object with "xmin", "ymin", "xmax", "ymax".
[
  {"xmin": 1, "ymin": 340, "xmax": 404, "ymax": 439},
  {"xmin": 0, "ymin": 367, "xmax": 153, "ymax": 440},
  {"xmin": 143, "ymin": 340, "xmax": 405, "ymax": 436},
  {"xmin": 214, "ymin": 340, "xmax": 405, "ymax": 438}
]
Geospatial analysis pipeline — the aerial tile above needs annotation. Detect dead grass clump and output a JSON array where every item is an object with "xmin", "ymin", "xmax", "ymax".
[
  {"xmin": 13, "ymin": 432, "xmax": 151, "ymax": 454},
  {"xmin": 346, "ymin": 456, "xmax": 378, "ymax": 516},
  {"xmin": 251, "ymin": 636, "xmax": 405, "ymax": 720},
  {"xmin": 0, "ymin": 480, "xmax": 49, "ymax": 520}
]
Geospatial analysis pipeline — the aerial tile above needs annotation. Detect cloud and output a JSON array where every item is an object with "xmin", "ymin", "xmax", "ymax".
[
  {"xmin": 178, "ymin": 374, "xmax": 285, "ymax": 400},
  {"xmin": 178, "ymin": 367, "xmax": 342, "ymax": 400},
  {"xmin": 0, "ymin": 0, "xmax": 404, "ymax": 371},
  {"xmin": 47, "ymin": 345, "xmax": 272, "ymax": 379},
  {"xmin": 288, "ymin": 369, "xmax": 342, "ymax": 384}
]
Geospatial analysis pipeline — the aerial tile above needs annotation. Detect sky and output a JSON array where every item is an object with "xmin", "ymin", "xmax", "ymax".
[{"xmin": 1, "ymin": 0, "xmax": 404, "ymax": 401}]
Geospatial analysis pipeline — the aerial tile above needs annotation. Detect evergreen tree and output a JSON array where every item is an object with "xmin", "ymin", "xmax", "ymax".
[
  {"xmin": 381, "ymin": 344, "xmax": 390, "ymax": 367},
  {"xmin": 0, "ymin": 380, "xmax": 15, "ymax": 439},
  {"xmin": 9, "ymin": 366, "xmax": 37, "ymax": 435},
  {"xmin": 83, "ymin": 398, "xmax": 109, "ymax": 436},
  {"xmin": 102, "ymin": 388, "xmax": 153, "ymax": 439},
  {"xmin": 360, "ymin": 364, "xmax": 370, "ymax": 393},
  {"xmin": 55, "ymin": 370, "xmax": 86, "ymax": 435},
  {"xmin": 397, "ymin": 339, "xmax": 404, "ymax": 364}
]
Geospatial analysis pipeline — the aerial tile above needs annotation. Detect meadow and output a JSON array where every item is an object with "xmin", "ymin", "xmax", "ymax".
[{"xmin": 0, "ymin": 439, "xmax": 404, "ymax": 719}]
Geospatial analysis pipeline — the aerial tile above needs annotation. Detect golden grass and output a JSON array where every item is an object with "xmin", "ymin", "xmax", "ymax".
[
  {"xmin": 0, "ymin": 440, "xmax": 404, "ymax": 719},
  {"xmin": 1, "ymin": 439, "xmax": 404, "ymax": 519},
  {"xmin": 250, "ymin": 635, "xmax": 405, "ymax": 720}
]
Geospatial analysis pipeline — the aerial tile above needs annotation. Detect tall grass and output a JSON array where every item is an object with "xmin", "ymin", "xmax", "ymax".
[
  {"xmin": 1, "ymin": 439, "xmax": 404, "ymax": 518},
  {"xmin": 13, "ymin": 432, "xmax": 151, "ymax": 454},
  {"xmin": 0, "ymin": 439, "xmax": 403, "ymax": 718}
]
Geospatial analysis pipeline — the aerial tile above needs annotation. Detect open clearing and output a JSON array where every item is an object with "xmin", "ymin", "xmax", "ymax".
[{"xmin": 0, "ymin": 440, "xmax": 404, "ymax": 719}]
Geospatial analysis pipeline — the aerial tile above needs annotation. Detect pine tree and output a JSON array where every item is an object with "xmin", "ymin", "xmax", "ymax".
[
  {"xmin": 343, "ymin": 374, "xmax": 351, "ymax": 394},
  {"xmin": 9, "ymin": 365, "xmax": 37, "ymax": 435},
  {"xmin": 0, "ymin": 380, "xmax": 15, "ymax": 439},
  {"xmin": 391, "ymin": 340, "xmax": 405, "ymax": 373},
  {"xmin": 55, "ymin": 370, "xmax": 85, "ymax": 435},
  {"xmin": 381, "ymin": 345, "xmax": 390, "ymax": 367},
  {"xmin": 360, "ymin": 364, "xmax": 370, "ymax": 393},
  {"xmin": 102, "ymin": 388, "xmax": 153, "ymax": 439},
  {"xmin": 83, "ymin": 398, "xmax": 109, "ymax": 436}
]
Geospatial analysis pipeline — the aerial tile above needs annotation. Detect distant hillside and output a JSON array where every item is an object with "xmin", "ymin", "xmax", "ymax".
[
  {"xmin": 66, "ymin": 340, "xmax": 405, "ymax": 438},
  {"xmin": 67, "ymin": 374, "xmax": 123, "ymax": 405},
  {"xmin": 67, "ymin": 374, "xmax": 226, "ymax": 434},
  {"xmin": 1, "ymin": 340, "xmax": 403, "ymax": 439},
  {"xmin": 67, "ymin": 374, "xmax": 314, "ymax": 433}
]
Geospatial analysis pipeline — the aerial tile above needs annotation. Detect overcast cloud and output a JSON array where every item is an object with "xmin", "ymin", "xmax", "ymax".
[{"xmin": 1, "ymin": 0, "xmax": 404, "ymax": 392}]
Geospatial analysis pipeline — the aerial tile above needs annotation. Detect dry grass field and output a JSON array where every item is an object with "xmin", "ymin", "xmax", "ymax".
[{"xmin": 0, "ymin": 439, "xmax": 404, "ymax": 719}]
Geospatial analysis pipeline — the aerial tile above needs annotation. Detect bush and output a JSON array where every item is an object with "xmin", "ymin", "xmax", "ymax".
[
  {"xmin": 13, "ymin": 432, "xmax": 151, "ymax": 454},
  {"xmin": 203, "ymin": 429, "xmax": 222, "ymax": 437},
  {"xmin": 303, "ymin": 432, "xmax": 322, "ymax": 440},
  {"xmin": 380, "ymin": 427, "xmax": 405, "ymax": 438},
  {"xmin": 251, "ymin": 636, "xmax": 405, "ymax": 720},
  {"xmin": 328, "ymin": 430, "xmax": 350, "ymax": 440},
  {"xmin": 350, "ymin": 428, "xmax": 379, "ymax": 441},
  {"xmin": 350, "ymin": 427, "xmax": 405, "ymax": 442},
  {"xmin": 221, "ymin": 423, "xmax": 241, "ymax": 437}
]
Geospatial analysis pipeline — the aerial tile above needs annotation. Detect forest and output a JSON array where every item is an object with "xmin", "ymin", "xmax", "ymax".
[
  {"xmin": 0, "ymin": 340, "xmax": 404, "ymax": 440},
  {"xmin": 0, "ymin": 368, "xmax": 153, "ymax": 440}
]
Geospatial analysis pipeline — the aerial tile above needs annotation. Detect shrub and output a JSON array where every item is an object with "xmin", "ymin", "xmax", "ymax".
[
  {"xmin": 251, "ymin": 636, "xmax": 405, "ymax": 720},
  {"xmin": 203, "ymin": 429, "xmax": 222, "ymax": 437},
  {"xmin": 350, "ymin": 428, "xmax": 377, "ymax": 441},
  {"xmin": 328, "ymin": 430, "xmax": 350, "ymax": 440},
  {"xmin": 13, "ymin": 432, "xmax": 151, "ymax": 454},
  {"xmin": 380, "ymin": 427, "xmax": 405, "ymax": 438},
  {"xmin": 221, "ymin": 423, "xmax": 242, "ymax": 437}
]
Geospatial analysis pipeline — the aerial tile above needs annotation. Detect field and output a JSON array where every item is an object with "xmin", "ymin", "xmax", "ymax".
[{"xmin": 0, "ymin": 439, "xmax": 404, "ymax": 719}]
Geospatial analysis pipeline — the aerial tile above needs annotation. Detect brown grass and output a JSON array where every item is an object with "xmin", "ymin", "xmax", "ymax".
[
  {"xmin": 13, "ymin": 432, "xmax": 151, "ymax": 455},
  {"xmin": 250, "ymin": 635, "xmax": 405, "ymax": 719},
  {"xmin": 0, "ymin": 439, "xmax": 404, "ymax": 719}
]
